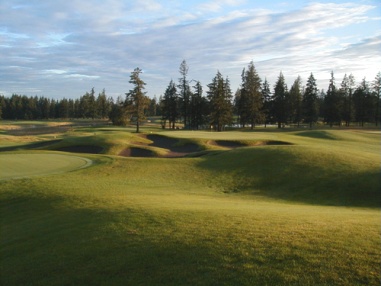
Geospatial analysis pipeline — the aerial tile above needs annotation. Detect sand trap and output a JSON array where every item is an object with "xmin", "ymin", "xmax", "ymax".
[
  {"xmin": 119, "ymin": 147, "xmax": 155, "ymax": 157},
  {"xmin": 210, "ymin": 140, "xmax": 247, "ymax": 148},
  {"xmin": 0, "ymin": 153, "xmax": 92, "ymax": 180},
  {"xmin": 118, "ymin": 134, "xmax": 200, "ymax": 158}
]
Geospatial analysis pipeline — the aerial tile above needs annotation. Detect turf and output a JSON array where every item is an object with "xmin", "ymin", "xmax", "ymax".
[
  {"xmin": 0, "ymin": 153, "xmax": 91, "ymax": 180},
  {"xmin": 0, "ymin": 124, "xmax": 380, "ymax": 285}
]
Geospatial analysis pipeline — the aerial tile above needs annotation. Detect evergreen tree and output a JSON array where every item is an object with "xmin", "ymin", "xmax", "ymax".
[
  {"xmin": 125, "ymin": 67, "xmax": 149, "ymax": 133},
  {"xmin": 261, "ymin": 78, "xmax": 272, "ymax": 127},
  {"xmin": 148, "ymin": 95, "xmax": 158, "ymax": 117},
  {"xmin": 288, "ymin": 76, "xmax": 303, "ymax": 126},
  {"xmin": 161, "ymin": 80, "xmax": 179, "ymax": 129},
  {"xmin": 40, "ymin": 97, "xmax": 50, "ymax": 119},
  {"xmin": 324, "ymin": 71, "xmax": 343, "ymax": 127},
  {"xmin": 109, "ymin": 96, "xmax": 129, "ymax": 126},
  {"xmin": 97, "ymin": 89, "xmax": 110, "ymax": 119},
  {"xmin": 74, "ymin": 98, "xmax": 81, "ymax": 118},
  {"xmin": 273, "ymin": 72, "xmax": 288, "ymax": 128},
  {"xmin": 88, "ymin": 87, "xmax": 97, "ymax": 119},
  {"xmin": 178, "ymin": 60, "xmax": 191, "ymax": 128},
  {"xmin": 58, "ymin": 98, "xmax": 69, "ymax": 118},
  {"xmin": 0, "ymin": 95, "xmax": 4, "ymax": 119},
  {"xmin": 237, "ymin": 61, "xmax": 263, "ymax": 129},
  {"xmin": 68, "ymin": 99, "xmax": 75, "ymax": 118},
  {"xmin": 340, "ymin": 74, "xmax": 355, "ymax": 126},
  {"xmin": 207, "ymin": 71, "xmax": 233, "ymax": 131},
  {"xmin": 234, "ymin": 88, "xmax": 242, "ymax": 125},
  {"xmin": 373, "ymin": 72, "xmax": 381, "ymax": 126},
  {"xmin": 353, "ymin": 78, "xmax": 376, "ymax": 126},
  {"xmin": 79, "ymin": 92, "xmax": 90, "ymax": 118},
  {"xmin": 303, "ymin": 73, "xmax": 319, "ymax": 128},
  {"xmin": 190, "ymin": 81, "xmax": 208, "ymax": 129}
]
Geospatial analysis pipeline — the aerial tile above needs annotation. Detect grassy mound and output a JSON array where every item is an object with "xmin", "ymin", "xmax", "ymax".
[
  {"xmin": 0, "ymin": 126, "xmax": 380, "ymax": 285},
  {"xmin": 198, "ymin": 145, "xmax": 380, "ymax": 207}
]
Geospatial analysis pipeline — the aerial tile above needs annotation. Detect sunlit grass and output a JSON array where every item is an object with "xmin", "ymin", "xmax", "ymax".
[{"xmin": 0, "ymin": 125, "xmax": 380, "ymax": 285}]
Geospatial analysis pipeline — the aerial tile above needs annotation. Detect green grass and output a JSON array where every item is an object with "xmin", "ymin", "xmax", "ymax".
[
  {"xmin": 0, "ymin": 125, "xmax": 380, "ymax": 285},
  {"xmin": 0, "ymin": 153, "xmax": 91, "ymax": 180}
]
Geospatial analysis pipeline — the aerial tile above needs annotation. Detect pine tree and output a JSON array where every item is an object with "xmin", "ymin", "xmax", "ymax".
[
  {"xmin": 109, "ymin": 96, "xmax": 129, "ymax": 126},
  {"xmin": 353, "ymin": 78, "xmax": 377, "ymax": 126},
  {"xmin": 303, "ymin": 73, "xmax": 319, "ymax": 128},
  {"xmin": 273, "ymin": 72, "xmax": 288, "ymax": 128},
  {"xmin": 207, "ymin": 71, "xmax": 233, "ymax": 131},
  {"xmin": 59, "ymin": 98, "xmax": 69, "ymax": 119},
  {"xmin": 190, "ymin": 81, "xmax": 207, "ymax": 129},
  {"xmin": 161, "ymin": 80, "xmax": 179, "ymax": 129},
  {"xmin": 261, "ymin": 78, "xmax": 271, "ymax": 127},
  {"xmin": 237, "ymin": 61, "xmax": 263, "ymax": 129},
  {"xmin": 289, "ymin": 76, "xmax": 303, "ymax": 126},
  {"xmin": 147, "ymin": 96, "xmax": 157, "ymax": 117},
  {"xmin": 97, "ymin": 89, "xmax": 110, "ymax": 119},
  {"xmin": 324, "ymin": 71, "xmax": 343, "ymax": 127},
  {"xmin": 373, "ymin": 72, "xmax": 381, "ymax": 126},
  {"xmin": 178, "ymin": 60, "xmax": 191, "ymax": 129},
  {"xmin": 88, "ymin": 87, "xmax": 97, "ymax": 119},
  {"xmin": 340, "ymin": 74, "xmax": 355, "ymax": 126},
  {"xmin": 125, "ymin": 67, "xmax": 149, "ymax": 133}
]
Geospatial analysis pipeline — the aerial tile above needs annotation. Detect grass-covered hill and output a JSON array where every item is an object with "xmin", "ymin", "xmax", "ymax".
[{"xmin": 1, "ymin": 121, "xmax": 380, "ymax": 285}]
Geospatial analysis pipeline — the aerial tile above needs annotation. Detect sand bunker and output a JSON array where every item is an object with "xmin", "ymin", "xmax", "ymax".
[
  {"xmin": 210, "ymin": 140, "xmax": 247, "ymax": 148},
  {"xmin": 209, "ymin": 139, "xmax": 292, "ymax": 148},
  {"xmin": 119, "ymin": 147, "xmax": 155, "ymax": 157},
  {"xmin": 119, "ymin": 134, "xmax": 200, "ymax": 158}
]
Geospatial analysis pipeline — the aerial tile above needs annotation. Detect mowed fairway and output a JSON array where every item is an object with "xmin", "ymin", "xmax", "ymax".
[
  {"xmin": 0, "ymin": 153, "xmax": 91, "ymax": 180},
  {"xmin": 0, "ymin": 125, "xmax": 380, "ymax": 285}
]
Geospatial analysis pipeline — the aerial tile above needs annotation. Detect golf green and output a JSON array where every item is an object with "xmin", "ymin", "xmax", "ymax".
[{"xmin": 0, "ymin": 153, "xmax": 92, "ymax": 180}]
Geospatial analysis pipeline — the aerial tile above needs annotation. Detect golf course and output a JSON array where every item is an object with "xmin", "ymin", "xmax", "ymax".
[{"xmin": 0, "ymin": 121, "xmax": 380, "ymax": 285}]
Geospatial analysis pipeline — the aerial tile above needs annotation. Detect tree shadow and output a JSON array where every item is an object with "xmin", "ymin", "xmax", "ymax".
[{"xmin": 0, "ymin": 192, "xmax": 239, "ymax": 285}]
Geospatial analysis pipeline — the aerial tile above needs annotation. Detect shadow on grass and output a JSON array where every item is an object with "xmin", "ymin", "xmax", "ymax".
[
  {"xmin": 0, "ymin": 191, "xmax": 251, "ymax": 285},
  {"xmin": 196, "ymin": 147, "xmax": 381, "ymax": 208},
  {"xmin": 294, "ymin": 130, "xmax": 338, "ymax": 140},
  {"xmin": 1, "ymin": 182, "xmax": 379, "ymax": 285},
  {"xmin": 0, "ymin": 139, "xmax": 62, "ymax": 152}
]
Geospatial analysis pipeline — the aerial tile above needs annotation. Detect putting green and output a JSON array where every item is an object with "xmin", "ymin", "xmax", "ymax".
[{"xmin": 0, "ymin": 153, "xmax": 92, "ymax": 180}]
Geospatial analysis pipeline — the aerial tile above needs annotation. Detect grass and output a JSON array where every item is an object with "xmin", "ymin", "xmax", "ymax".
[
  {"xmin": 0, "ymin": 153, "xmax": 91, "ymax": 180},
  {"xmin": 0, "ymin": 123, "xmax": 380, "ymax": 285}
]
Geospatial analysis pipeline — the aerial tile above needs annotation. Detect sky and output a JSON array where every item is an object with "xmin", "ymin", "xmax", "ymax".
[{"xmin": 1, "ymin": 0, "xmax": 380, "ymax": 100}]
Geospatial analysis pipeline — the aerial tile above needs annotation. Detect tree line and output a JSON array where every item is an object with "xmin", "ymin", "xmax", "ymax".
[
  {"xmin": 0, "ymin": 88, "xmax": 112, "ymax": 120},
  {"xmin": 1, "ymin": 61, "xmax": 380, "ymax": 131},
  {"xmin": 158, "ymin": 60, "xmax": 380, "ymax": 130}
]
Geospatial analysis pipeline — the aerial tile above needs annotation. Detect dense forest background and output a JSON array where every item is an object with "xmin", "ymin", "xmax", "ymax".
[{"xmin": 1, "ymin": 61, "xmax": 380, "ymax": 129}]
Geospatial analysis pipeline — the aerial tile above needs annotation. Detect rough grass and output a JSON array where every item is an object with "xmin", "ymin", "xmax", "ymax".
[{"xmin": 0, "ymin": 124, "xmax": 380, "ymax": 285}]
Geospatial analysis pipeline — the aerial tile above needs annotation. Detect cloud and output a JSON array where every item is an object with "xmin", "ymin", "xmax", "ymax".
[
  {"xmin": 198, "ymin": 0, "xmax": 246, "ymax": 13},
  {"xmin": 0, "ymin": 0, "xmax": 380, "ymax": 98}
]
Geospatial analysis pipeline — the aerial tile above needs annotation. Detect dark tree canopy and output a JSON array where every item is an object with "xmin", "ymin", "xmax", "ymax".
[
  {"xmin": 207, "ymin": 71, "xmax": 233, "ymax": 131},
  {"xmin": 303, "ymin": 73, "xmax": 319, "ymax": 128},
  {"xmin": 273, "ymin": 72, "xmax": 288, "ymax": 128},
  {"xmin": 236, "ymin": 61, "xmax": 263, "ymax": 129},
  {"xmin": 161, "ymin": 80, "xmax": 179, "ymax": 129},
  {"xmin": 1, "ymin": 62, "xmax": 379, "ymax": 129}
]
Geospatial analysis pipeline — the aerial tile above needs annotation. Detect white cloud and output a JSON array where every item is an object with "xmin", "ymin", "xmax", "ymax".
[
  {"xmin": 198, "ymin": 0, "xmax": 246, "ymax": 12},
  {"xmin": 0, "ymin": 0, "xmax": 380, "ymax": 98}
]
